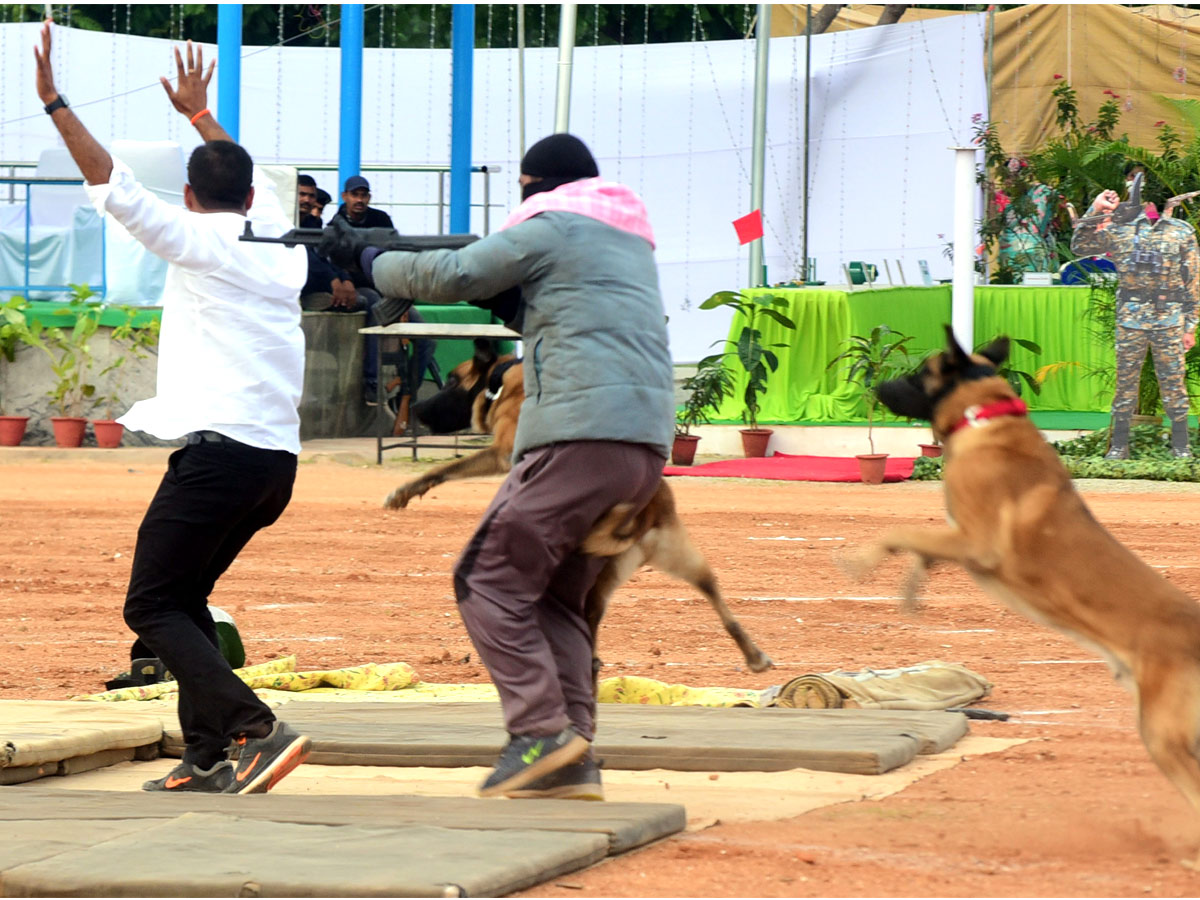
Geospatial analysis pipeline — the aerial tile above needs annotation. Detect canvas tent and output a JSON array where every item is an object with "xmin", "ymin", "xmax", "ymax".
[{"xmin": 774, "ymin": 4, "xmax": 1200, "ymax": 153}]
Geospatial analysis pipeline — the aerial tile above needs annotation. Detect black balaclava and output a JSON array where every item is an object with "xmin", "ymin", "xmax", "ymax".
[{"xmin": 520, "ymin": 133, "xmax": 599, "ymax": 200}]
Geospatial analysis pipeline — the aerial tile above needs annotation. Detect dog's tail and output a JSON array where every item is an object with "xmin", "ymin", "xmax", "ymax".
[{"xmin": 581, "ymin": 502, "xmax": 645, "ymax": 557}]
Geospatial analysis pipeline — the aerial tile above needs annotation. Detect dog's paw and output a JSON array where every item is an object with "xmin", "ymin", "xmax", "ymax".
[
  {"xmin": 840, "ymin": 547, "xmax": 888, "ymax": 581},
  {"xmin": 747, "ymin": 651, "xmax": 774, "ymax": 672},
  {"xmin": 382, "ymin": 488, "xmax": 412, "ymax": 510}
]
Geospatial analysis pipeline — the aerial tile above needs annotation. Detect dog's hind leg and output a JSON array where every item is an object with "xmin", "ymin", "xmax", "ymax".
[
  {"xmin": 640, "ymin": 518, "xmax": 774, "ymax": 673},
  {"xmin": 584, "ymin": 546, "xmax": 647, "ymax": 695},
  {"xmin": 1133, "ymin": 659, "xmax": 1200, "ymax": 868}
]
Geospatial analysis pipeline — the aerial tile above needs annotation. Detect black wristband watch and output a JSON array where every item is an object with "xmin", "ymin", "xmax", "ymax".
[{"xmin": 44, "ymin": 94, "xmax": 69, "ymax": 115}]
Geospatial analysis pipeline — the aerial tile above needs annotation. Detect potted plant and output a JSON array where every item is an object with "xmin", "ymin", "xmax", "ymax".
[
  {"xmin": 0, "ymin": 295, "xmax": 31, "ymax": 446},
  {"xmin": 699, "ymin": 289, "xmax": 797, "ymax": 457},
  {"xmin": 826, "ymin": 324, "xmax": 916, "ymax": 484},
  {"xmin": 673, "ymin": 354, "xmax": 735, "ymax": 465},
  {"xmin": 93, "ymin": 307, "xmax": 159, "ymax": 448},
  {"xmin": 21, "ymin": 289, "xmax": 101, "ymax": 447}
]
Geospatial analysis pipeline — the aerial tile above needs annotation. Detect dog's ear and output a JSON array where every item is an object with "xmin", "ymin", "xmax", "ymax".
[
  {"xmin": 944, "ymin": 324, "xmax": 972, "ymax": 370},
  {"xmin": 976, "ymin": 336, "xmax": 1010, "ymax": 368},
  {"xmin": 876, "ymin": 376, "xmax": 934, "ymax": 422},
  {"xmin": 472, "ymin": 338, "xmax": 499, "ymax": 370}
]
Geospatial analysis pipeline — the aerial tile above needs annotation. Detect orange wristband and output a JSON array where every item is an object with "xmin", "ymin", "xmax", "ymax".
[{"xmin": 189, "ymin": 108, "xmax": 211, "ymax": 126}]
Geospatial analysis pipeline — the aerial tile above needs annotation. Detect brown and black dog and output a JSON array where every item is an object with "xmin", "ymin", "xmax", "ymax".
[
  {"xmin": 851, "ymin": 326, "xmax": 1200, "ymax": 865},
  {"xmin": 384, "ymin": 339, "xmax": 773, "ymax": 678}
]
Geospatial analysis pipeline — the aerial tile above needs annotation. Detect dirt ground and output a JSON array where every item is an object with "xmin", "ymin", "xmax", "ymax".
[{"xmin": 5, "ymin": 446, "xmax": 1200, "ymax": 896}]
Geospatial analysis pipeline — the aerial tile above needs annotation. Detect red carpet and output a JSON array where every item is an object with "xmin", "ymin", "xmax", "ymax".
[{"xmin": 664, "ymin": 451, "xmax": 916, "ymax": 482}]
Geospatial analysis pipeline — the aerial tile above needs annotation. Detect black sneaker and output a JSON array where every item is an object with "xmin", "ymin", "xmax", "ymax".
[
  {"xmin": 224, "ymin": 721, "xmax": 311, "ymax": 795},
  {"xmin": 505, "ymin": 757, "xmax": 604, "ymax": 801},
  {"xmin": 477, "ymin": 726, "xmax": 589, "ymax": 798},
  {"xmin": 142, "ymin": 760, "xmax": 233, "ymax": 793}
]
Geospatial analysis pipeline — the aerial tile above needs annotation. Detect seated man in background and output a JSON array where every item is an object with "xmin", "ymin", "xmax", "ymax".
[
  {"xmin": 331, "ymin": 174, "xmax": 435, "ymax": 411},
  {"xmin": 296, "ymin": 173, "xmax": 319, "ymax": 224},
  {"xmin": 313, "ymin": 188, "xmax": 331, "ymax": 220},
  {"xmin": 298, "ymin": 173, "xmax": 359, "ymax": 312},
  {"xmin": 335, "ymin": 174, "xmax": 393, "ymax": 229}
]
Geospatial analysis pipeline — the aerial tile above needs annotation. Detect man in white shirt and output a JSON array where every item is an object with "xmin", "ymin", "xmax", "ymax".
[{"xmin": 35, "ymin": 23, "xmax": 311, "ymax": 795}]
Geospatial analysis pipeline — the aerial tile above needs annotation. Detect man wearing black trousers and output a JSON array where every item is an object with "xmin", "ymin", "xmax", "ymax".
[{"xmin": 35, "ymin": 23, "xmax": 311, "ymax": 794}]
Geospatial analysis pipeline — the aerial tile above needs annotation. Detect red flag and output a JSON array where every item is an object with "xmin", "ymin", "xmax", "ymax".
[{"xmin": 732, "ymin": 209, "xmax": 764, "ymax": 245}]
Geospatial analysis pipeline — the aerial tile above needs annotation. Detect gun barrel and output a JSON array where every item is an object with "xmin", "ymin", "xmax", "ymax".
[{"xmin": 239, "ymin": 221, "xmax": 480, "ymax": 252}]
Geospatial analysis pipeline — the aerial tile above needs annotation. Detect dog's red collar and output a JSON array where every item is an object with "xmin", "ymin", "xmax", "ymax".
[{"xmin": 950, "ymin": 397, "xmax": 1029, "ymax": 434}]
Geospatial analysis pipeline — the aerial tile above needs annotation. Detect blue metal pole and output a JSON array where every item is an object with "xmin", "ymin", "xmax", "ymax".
[
  {"xmin": 449, "ymin": 5, "xmax": 475, "ymax": 234},
  {"xmin": 338, "ymin": 4, "xmax": 365, "ymax": 199},
  {"xmin": 216, "ymin": 4, "xmax": 242, "ymax": 142}
]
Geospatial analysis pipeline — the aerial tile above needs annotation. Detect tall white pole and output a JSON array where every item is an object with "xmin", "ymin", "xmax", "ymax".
[
  {"xmin": 517, "ymin": 4, "xmax": 527, "ymax": 158},
  {"xmin": 951, "ymin": 146, "xmax": 978, "ymax": 350},
  {"xmin": 749, "ymin": 4, "xmax": 771, "ymax": 288},
  {"xmin": 554, "ymin": 4, "xmax": 577, "ymax": 133}
]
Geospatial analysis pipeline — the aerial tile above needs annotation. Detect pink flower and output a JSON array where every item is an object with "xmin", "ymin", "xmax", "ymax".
[
  {"xmin": 1156, "ymin": 119, "xmax": 1166, "ymax": 127},
  {"xmin": 1102, "ymin": 89, "xmax": 1114, "ymax": 96},
  {"xmin": 1053, "ymin": 73, "xmax": 1063, "ymax": 80},
  {"xmin": 994, "ymin": 190, "xmax": 1011, "ymax": 213}
]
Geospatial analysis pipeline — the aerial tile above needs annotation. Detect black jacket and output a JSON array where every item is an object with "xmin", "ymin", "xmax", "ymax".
[{"xmin": 333, "ymin": 205, "xmax": 394, "ymax": 229}]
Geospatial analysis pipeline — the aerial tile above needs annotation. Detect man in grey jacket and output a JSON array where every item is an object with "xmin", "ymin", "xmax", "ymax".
[{"xmin": 366, "ymin": 134, "xmax": 674, "ymax": 800}]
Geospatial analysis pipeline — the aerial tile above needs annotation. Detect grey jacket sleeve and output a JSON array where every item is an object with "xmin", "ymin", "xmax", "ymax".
[{"xmin": 371, "ymin": 217, "xmax": 555, "ymax": 303}]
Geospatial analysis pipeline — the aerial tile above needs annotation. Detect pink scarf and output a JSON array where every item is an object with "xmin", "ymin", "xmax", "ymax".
[{"xmin": 499, "ymin": 177, "xmax": 656, "ymax": 248}]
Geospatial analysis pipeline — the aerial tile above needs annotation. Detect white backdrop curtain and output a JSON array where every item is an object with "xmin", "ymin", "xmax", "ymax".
[{"xmin": 0, "ymin": 14, "xmax": 986, "ymax": 361}]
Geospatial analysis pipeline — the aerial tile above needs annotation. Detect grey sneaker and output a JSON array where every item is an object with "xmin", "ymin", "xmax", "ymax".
[
  {"xmin": 505, "ymin": 757, "xmax": 604, "ymax": 801},
  {"xmin": 224, "ymin": 721, "xmax": 311, "ymax": 795},
  {"xmin": 477, "ymin": 727, "xmax": 589, "ymax": 798},
  {"xmin": 142, "ymin": 760, "xmax": 233, "ymax": 793}
]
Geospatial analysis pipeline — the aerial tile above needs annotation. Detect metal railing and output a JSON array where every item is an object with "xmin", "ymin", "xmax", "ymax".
[
  {"xmin": 295, "ymin": 163, "xmax": 504, "ymax": 235},
  {"xmin": 0, "ymin": 175, "xmax": 106, "ymax": 299},
  {"xmin": 0, "ymin": 160, "xmax": 503, "ymax": 299}
]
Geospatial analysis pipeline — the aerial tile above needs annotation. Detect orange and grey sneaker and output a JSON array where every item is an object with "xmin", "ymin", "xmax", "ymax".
[
  {"xmin": 142, "ymin": 760, "xmax": 234, "ymax": 793},
  {"xmin": 224, "ymin": 721, "xmax": 311, "ymax": 795}
]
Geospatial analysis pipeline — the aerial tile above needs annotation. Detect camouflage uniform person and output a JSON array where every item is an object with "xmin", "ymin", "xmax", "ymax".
[{"xmin": 1071, "ymin": 174, "xmax": 1198, "ymax": 459}]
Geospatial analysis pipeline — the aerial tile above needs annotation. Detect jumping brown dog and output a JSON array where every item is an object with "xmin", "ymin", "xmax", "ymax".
[
  {"xmin": 851, "ymin": 326, "xmax": 1200, "ymax": 865},
  {"xmin": 383, "ymin": 339, "xmax": 773, "ymax": 677}
]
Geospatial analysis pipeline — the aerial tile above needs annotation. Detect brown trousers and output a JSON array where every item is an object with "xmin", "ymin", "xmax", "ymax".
[{"xmin": 453, "ymin": 440, "xmax": 664, "ymax": 740}]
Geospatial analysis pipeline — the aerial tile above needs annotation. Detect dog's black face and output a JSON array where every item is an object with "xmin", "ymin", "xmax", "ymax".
[
  {"xmin": 875, "ymin": 326, "xmax": 1009, "ymax": 423},
  {"xmin": 411, "ymin": 338, "xmax": 498, "ymax": 434}
]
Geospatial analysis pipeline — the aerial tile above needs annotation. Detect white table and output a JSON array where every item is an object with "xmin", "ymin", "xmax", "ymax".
[{"xmin": 357, "ymin": 321, "xmax": 520, "ymax": 464}]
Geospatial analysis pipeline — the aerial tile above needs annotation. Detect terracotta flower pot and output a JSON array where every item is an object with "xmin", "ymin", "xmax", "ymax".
[
  {"xmin": 857, "ymin": 452, "xmax": 889, "ymax": 485},
  {"xmin": 739, "ymin": 427, "xmax": 773, "ymax": 458},
  {"xmin": 92, "ymin": 419, "xmax": 125, "ymax": 449},
  {"xmin": 50, "ymin": 416, "xmax": 88, "ymax": 448},
  {"xmin": 0, "ymin": 415, "xmax": 29, "ymax": 446},
  {"xmin": 671, "ymin": 433, "xmax": 701, "ymax": 466},
  {"xmin": 918, "ymin": 442, "xmax": 943, "ymax": 458}
]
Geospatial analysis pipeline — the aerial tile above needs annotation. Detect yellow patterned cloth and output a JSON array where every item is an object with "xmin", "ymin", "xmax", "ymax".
[
  {"xmin": 597, "ymin": 675, "xmax": 772, "ymax": 708},
  {"xmin": 72, "ymin": 657, "xmax": 418, "ymax": 702},
  {"xmin": 72, "ymin": 658, "xmax": 989, "ymax": 711}
]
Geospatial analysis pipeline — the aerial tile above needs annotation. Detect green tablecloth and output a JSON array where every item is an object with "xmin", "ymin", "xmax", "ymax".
[
  {"xmin": 712, "ymin": 285, "xmax": 1126, "ymax": 425},
  {"xmin": 409, "ymin": 304, "xmax": 514, "ymax": 378}
]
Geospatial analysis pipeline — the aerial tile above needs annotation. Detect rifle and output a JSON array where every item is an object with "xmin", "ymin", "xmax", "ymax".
[
  {"xmin": 239, "ymin": 222, "xmax": 522, "ymax": 328},
  {"xmin": 239, "ymin": 221, "xmax": 479, "ymax": 252}
]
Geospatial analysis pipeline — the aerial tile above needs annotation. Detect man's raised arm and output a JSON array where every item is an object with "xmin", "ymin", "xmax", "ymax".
[{"xmin": 34, "ymin": 20, "xmax": 112, "ymax": 185}]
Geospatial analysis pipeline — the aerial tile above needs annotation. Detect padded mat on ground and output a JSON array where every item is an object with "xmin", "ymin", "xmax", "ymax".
[
  {"xmin": 664, "ymin": 452, "xmax": 916, "ymax": 482},
  {"xmin": 160, "ymin": 703, "xmax": 968, "ymax": 775},
  {"xmin": 0, "ymin": 789, "xmax": 681, "ymax": 854},
  {"xmin": 0, "ymin": 701, "xmax": 162, "ymax": 784},
  {"xmin": 0, "ymin": 812, "xmax": 608, "ymax": 898}
]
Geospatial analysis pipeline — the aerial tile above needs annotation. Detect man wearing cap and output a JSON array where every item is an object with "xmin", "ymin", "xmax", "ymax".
[
  {"xmin": 343, "ymin": 133, "xmax": 674, "ymax": 802},
  {"xmin": 334, "ymin": 175, "xmax": 394, "ymax": 229}
]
